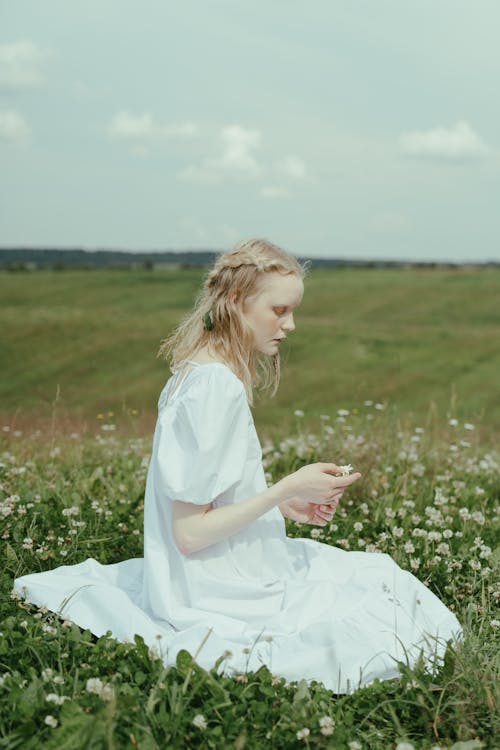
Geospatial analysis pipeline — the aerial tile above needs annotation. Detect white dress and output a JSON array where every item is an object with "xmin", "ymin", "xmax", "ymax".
[{"xmin": 13, "ymin": 361, "xmax": 463, "ymax": 694}]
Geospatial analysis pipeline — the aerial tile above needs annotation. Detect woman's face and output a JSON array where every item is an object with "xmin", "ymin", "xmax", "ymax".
[{"xmin": 239, "ymin": 271, "xmax": 304, "ymax": 356}]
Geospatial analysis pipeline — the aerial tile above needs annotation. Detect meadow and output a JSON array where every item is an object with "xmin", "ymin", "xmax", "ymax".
[
  {"xmin": 0, "ymin": 266, "xmax": 499, "ymax": 748},
  {"xmin": 1, "ymin": 266, "xmax": 499, "ymax": 439}
]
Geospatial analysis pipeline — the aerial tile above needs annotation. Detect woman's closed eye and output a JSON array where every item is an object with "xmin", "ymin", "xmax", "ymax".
[{"xmin": 273, "ymin": 306, "xmax": 288, "ymax": 317}]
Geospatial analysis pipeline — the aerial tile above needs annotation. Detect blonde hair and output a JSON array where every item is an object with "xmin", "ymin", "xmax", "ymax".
[{"xmin": 157, "ymin": 238, "xmax": 310, "ymax": 405}]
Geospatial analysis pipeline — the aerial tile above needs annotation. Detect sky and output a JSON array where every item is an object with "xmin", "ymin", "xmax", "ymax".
[{"xmin": 1, "ymin": 1, "xmax": 500, "ymax": 262}]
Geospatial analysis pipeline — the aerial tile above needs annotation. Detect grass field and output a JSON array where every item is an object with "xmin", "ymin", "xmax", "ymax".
[
  {"xmin": 1, "ymin": 266, "xmax": 499, "ymax": 747},
  {"xmin": 1, "ymin": 266, "xmax": 499, "ymax": 441}
]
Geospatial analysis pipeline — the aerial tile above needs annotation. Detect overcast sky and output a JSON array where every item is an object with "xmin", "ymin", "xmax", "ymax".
[{"xmin": 1, "ymin": 1, "xmax": 499, "ymax": 261}]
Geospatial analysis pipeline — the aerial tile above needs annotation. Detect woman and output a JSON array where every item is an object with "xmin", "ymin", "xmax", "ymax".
[{"xmin": 13, "ymin": 238, "xmax": 463, "ymax": 694}]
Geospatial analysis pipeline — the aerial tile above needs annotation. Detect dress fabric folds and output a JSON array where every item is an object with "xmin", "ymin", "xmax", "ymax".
[{"xmin": 13, "ymin": 361, "xmax": 463, "ymax": 694}]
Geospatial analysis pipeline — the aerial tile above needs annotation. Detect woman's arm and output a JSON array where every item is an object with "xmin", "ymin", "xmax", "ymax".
[
  {"xmin": 172, "ymin": 480, "xmax": 289, "ymax": 556},
  {"xmin": 172, "ymin": 464, "xmax": 361, "ymax": 555}
]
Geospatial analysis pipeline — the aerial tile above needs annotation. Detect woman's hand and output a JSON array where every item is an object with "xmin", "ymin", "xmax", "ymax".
[
  {"xmin": 278, "ymin": 462, "xmax": 361, "ymax": 506},
  {"xmin": 280, "ymin": 495, "xmax": 342, "ymax": 526}
]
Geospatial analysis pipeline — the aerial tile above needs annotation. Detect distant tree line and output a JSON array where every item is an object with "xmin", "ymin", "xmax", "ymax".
[{"xmin": 0, "ymin": 247, "xmax": 498, "ymax": 271}]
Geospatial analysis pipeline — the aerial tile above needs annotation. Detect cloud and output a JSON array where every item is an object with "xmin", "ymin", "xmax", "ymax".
[
  {"xmin": 399, "ymin": 120, "xmax": 488, "ymax": 161},
  {"xmin": 180, "ymin": 124, "xmax": 261, "ymax": 181},
  {"xmin": 108, "ymin": 110, "xmax": 196, "ymax": 141},
  {"xmin": 0, "ymin": 40, "xmax": 48, "ymax": 90},
  {"xmin": 260, "ymin": 186, "xmax": 290, "ymax": 198},
  {"xmin": 275, "ymin": 155, "xmax": 306, "ymax": 179},
  {"xmin": 0, "ymin": 109, "xmax": 30, "ymax": 142}
]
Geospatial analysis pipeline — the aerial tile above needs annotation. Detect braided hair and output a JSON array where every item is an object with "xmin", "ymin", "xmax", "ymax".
[{"xmin": 158, "ymin": 238, "xmax": 309, "ymax": 404}]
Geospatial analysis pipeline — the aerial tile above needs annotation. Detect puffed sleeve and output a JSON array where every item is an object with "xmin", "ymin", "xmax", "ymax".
[{"xmin": 155, "ymin": 368, "xmax": 250, "ymax": 505}]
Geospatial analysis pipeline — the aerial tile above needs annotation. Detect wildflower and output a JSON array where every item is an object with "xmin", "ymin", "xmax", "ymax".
[
  {"xmin": 62, "ymin": 506, "xmax": 79, "ymax": 517},
  {"xmin": 464, "ymin": 423, "xmax": 475, "ymax": 430},
  {"xmin": 374, "ymin": 402, "xmax": 385, "ymax": 410},
  {"xmin": 348, "ymin": 742, "xmax": 362, "ymax": 750},
  {"xmin": 410, "ymin": 557, "xmax": 420, "ymax": 571},
  {"xmin": 45, "ymin": 693, "xmax": 68, "ymax": 705},
  {"xmin": 354, "ymin": 522, "xmax": 363, "ymax": 532},
  {"xmin": 319, "ymin": 414, "xmax": 330, "ymax": 420},
  {"xmin": 337, "ymin": 409, "xmax": 350, "ymax": 416},
  {"xmin": 192, "ymin": 714, "xmax": 208, "ymax": 730},
  {"xmin": 404, "ymin": 541, "xmax": 415, "ymax": 554},
  {"xmin": 448, "ymin": 418, "xmax": 458, "ymax": 426},
  {"xmin": 338, "ymin": 464, "xmax": 353, "ymax": 476},
  {"xmin": 364, "ymin": 400, "xmax": 373, "ymax": 406},
  {"xmin": 396, "ymin": 743, "xmax": 415, "ymax": 750},
  {"xmin": 86, "ymin": 677, "xmax": 104, "ymax": 695},
  {"xmin": 490, "ymin": 619, "xmax": 500, "ymax": 628},
  {"xmin": 294, "ymin": 410, "xmax": 304, "ymax": 418},
  {"xmin": 319, "ymin": 716, "xmax": 335, "ymax": 735},
  {"xmin": 296, "ymin": 727, "xmax": 310, "ymax": 740},
  {"xmin": 44, "ymin": 715, "xmax": 58, "ymax": 728}
]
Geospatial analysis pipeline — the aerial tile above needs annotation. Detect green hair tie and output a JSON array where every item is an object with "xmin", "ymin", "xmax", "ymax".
[{"xmin": 202, "ymin": 310, "xmax": 214, "ymax": 331}]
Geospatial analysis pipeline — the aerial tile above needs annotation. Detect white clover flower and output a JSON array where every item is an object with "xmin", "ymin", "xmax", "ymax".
[
  {"xmin": 396, "ymin": 743, "xmax": 415, "ymax": 750},
  {"xmin": 319, "ymin": 715, "xmax": 335, "ymax": 735},
  {"xmin": 490, "ymin": 619, "xmax": 500, "ymax": 628},
  {"xmin": 45, "ymin": 693, "xmax": 68, "ymax": 705},
  {"xmin": 42, "ymin": 667, "xmax": 54, "ymax": 682},
  {"xmin": 410, "ymin": 557, "xmax": 421, "ymax": 570},
  {"xmin": 348, "ymin": 742, "xmax": 362, "ymax": 750},
  {"xmin": 192, "ymin": 714, "xmax": 208, "ymax": 730},
  {"xmin": 354, "ymin": 522, "xmax": 363, "ymax": 532},
  {"xmin": 404, "ymin": 541, "xmax": 415, "ymax": 554},
  {"xmin": 364, "ymin": 400, "xmax": 373, "ymax": 406},
  {"xmin": 296, "ymin": 727, "xmax": 310, "ymax": 740},
  {"xmin": 44, "ymin": 715, "xmax": 58, "ymax": 728},
  {"xmin": 86, "ymin": 677, "xmax": 104, "ymax": 695},
  {"xmin": 319, "ymin": 414, "xmax": 331, "ymax": 420},
  {"xmin": 464, "ymin": 423, "xmax": 475, "ymax": 430},
  {"xmin": 337, "ymin": 408, "xmax": 350, "ymax": 416},
  {"xmin": 448, "ymin": 418, "xmax": 458, "ymax": 426},
  {"xmin": 427, "ymin": 530, "xmax": 442, "ymax": 542},
  {"xmin": 294, "ymin": 409, "xmax": 304, "ymax": 418}
]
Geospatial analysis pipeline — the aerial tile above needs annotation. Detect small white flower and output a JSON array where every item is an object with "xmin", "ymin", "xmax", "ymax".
[
  {"xmin": 337, "ymin": 408, "xmax": 350, "ymax": 416},
  {"xmin": 294, "ymin": 409, "xmax": 304, "ymax": 418},
  {"xmin": 86, "ymin": 677, "xmax": 104, "ymax": 694},
  {"xmin": 448, "ymin": 418, "xmax": 458, "ymax": 426},
  {"xmin": 490, "ymin": 619, "xmax": 500, "ymax": 628},
  {"xmin": 348, "ymin": 742, "xmax": 362, "ymax": 750},
  {"xmin": 45, "ymin": 693, "xmax": 68, "ymax": 705},
  {"xmin": 338, "ymin": 464, "xmax": 353, "ymax": 475},
  {"xmin": 395, "ymin": 742, "xmax": 415, "ymax": 750},
  {"xmin": 44, "ymin": 715, "xmax": 58, "ymax": 728},
  {"xmin": 319, "ymin": 715, "xmax": 335, "ymax": 735},
  {"xmin": 354, "ymin": 522, "xmax": 363, "ymax": 532},
  {"xmin": 296, "ymin": 727, "xmax": 310, "ymax": 740},
  {"xmin": 464, "ymin": 422, "xmax": 475, "ymax": 430},
  {"xmin": 192, "ymin": 713, "xmax": 208, "ymax": 729}
]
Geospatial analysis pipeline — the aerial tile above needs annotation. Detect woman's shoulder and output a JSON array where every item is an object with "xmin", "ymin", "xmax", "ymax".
[
  {"xmin": 162, "ymin": 361, "xmax": 246, "ymax": 411},
  {"xmin": 183, "ymin": 362, "xmax": 246, "ymax": 400}
]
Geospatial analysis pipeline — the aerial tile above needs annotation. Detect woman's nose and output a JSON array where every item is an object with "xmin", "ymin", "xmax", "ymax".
[{"xmin": 282, "ymin": 313, "xmax": 295, "ymax": 333}]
